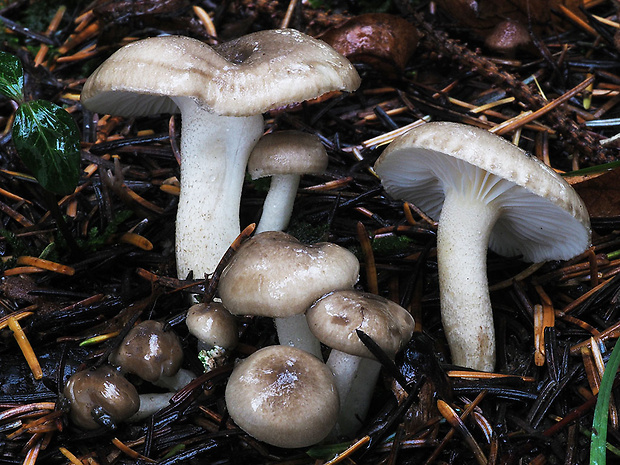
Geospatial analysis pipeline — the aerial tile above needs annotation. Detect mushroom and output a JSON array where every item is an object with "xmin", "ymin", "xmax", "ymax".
[
  {"xmin": 373, "ymin": 122, "xmax": 591, "ymax": 371},
  {"xmin": 218, "ymin": 231, "xmax": 360, "ymax": 359},
  {"xmin": 247, "ymin": 130, "xmax": 328, "ymax": 234},
  {"xmin": 81, "ymin": 30, "xmax": 360, "ymax": 280},
  {"xmin": 109, "ymin": 320, "xmax": 194, "ymax": 391},
  {"xmin": 186, "ymin": 302, "xmax": 238, "ymax": 371},
  {"xmin": 63, "ymin": 365, "xmax": 140, "ymax": 430},
  {"xmin": 225, "ymin": 345, "xmax": 339, "ymax": 448},
  {"xmin": 306, "ymin": 290, "xmax": 415, "ymax": 436}
]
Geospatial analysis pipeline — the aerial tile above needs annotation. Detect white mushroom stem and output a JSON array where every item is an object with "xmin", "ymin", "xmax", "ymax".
[
  {"xmin": 153, "ymin": 368, "xmax": 196, "ymax": 391},
  {"xmin": 275, "ymin": 314, "xmax": 323, "ymax": 360},
  {"xmin": 326, "ymin": 351, "xmax": 381, "ymax": 437},
  {"xmin": 129, "ymin": 392, "xmax": 175, "ymax": 422},
  {"xmin": 255, "ymin": 174, "xmax": 300, "ymax": 234},
  {"xmin": 173, "ymin": 96, "xmax": 264, "ymax": 279},
  {"xmin": 437, "ymin": 188, "xmax": 501, "ymax": 372}
]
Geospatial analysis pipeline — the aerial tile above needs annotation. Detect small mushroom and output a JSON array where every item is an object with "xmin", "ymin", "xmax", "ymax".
[
  {"xmin": 248, "ymin": 130, "xmax": 328, "ymax": 234},
  {"xmin": 306, "ymin": 290, "xmax": 415, "ymax": 436},
  {"xmin": 186, "ymin": 302, "xmax": 238, "ymax": 350},
  {"xmin": 218, "ymin": 231, "xmax": 359, "ymax": 359},
  {"xmin": 109, "ymin": 320, "xmax": 193, "ymax": 390},
  {"xmin": 374, "ymin": 122, "xmax": 591, "ymax": 371},
  {"xmin": 225, "ymin": 345, "xmax": 339, "ymax": 448},
  {"xmin": 81, "ymin": 30, "xmax": 360, "ymax": 280},
  {"xmin": 186, "ymin": 302, "xmax": 237, "ymax": 371},
  {"xmin": 63, "ymin": 365, "xmax": 139, "ymax": 430}
]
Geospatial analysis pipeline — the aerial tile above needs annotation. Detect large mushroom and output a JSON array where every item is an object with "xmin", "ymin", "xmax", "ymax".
[
  {"xmin": 81, "ymin": 30, "xmax": 360, "ymax": 280},
  {"xmin": 374, "ymin": 122, "xmax": 591, "ymax": 371},
  {"xmin": 218, "ymin": 231, "xmax": 360, "ymax": 359}
]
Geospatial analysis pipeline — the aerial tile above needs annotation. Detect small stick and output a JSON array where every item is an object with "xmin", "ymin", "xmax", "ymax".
[
  {"xmin": 280, "ymin": 0, "xmax": 297, "ymax": 29},
  {"xmin": 357, "ymin": 221, "xmax": 378, "ymax": 294}
]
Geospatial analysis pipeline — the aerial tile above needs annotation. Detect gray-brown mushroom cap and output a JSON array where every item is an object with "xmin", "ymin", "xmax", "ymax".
[
  {"xmin": 219, "ymin": 231, "xmax": 360, "ymax": 318},
  {"xmin": 109, "ymin": 320, "xmax": 183, "ymax": 383},
  {"xmin": 81, "ymin": 29, "xmax": 361, "ymax": 118},
  {"xmin": 186, "ymin": 302, "xmax": 238, "ymax": 350},
  {"xmin": 63, "ymin": 365, "xmax": 140, "ymax": 430},
  {"xmin": 307, "ymin": 290, "xmax": 415, "ymax": 359},
  {"xmin": 225, "ymin": 345, "xmax": 339, "ymax": 448},
  {"xmin": 248, "ymin": 131, "xmax": 328, "ymax": 179}
]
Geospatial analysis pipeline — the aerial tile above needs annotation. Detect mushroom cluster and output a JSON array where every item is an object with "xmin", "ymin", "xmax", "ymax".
[
  {"xmin": 81, "ymin": 29, "xmax": 360, "ymax": 281},
  {"xmin": 374, "ymin": 122, "xmax": 591, "ymax": 371},
  {"xmin": 219, "ymin": 231, "xmax": 415, "ymax": 443},
  {"xmin": 64, "ymin": 320, "xmax": 193, "ymax": 429}
]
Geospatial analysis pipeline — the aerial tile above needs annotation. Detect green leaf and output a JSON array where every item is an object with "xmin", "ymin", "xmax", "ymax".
[
  {"xmin": 12, "ymin": 100, "xmax": 81, "ymax": 195},
  {"xmin": 590, "ymin": 338, "xmax": 620, "ymax": 465},
  {"xmin": 0, "ymin": 51, "xmax": 24, "ymax": 102}
]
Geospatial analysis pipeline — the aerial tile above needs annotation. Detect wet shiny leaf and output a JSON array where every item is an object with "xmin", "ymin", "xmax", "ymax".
[
  {"xmin": 0, "ymin": 51, "xmax": 24, "ymax": 102},
  {"xmin": 12, "ymin": 100, "xmax": 81, "ymax": 195}
]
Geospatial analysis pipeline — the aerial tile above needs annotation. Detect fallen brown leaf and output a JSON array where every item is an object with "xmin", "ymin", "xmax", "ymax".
[
  {"xmin": 318, "ymin": 13, "xmax": 419, "ymax": 76},
  {"xmin": 572, "ymin": 167, "xmax": 620, "ymax": 218}
]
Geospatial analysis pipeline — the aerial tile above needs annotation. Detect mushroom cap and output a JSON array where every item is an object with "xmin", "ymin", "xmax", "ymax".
[
  {"xmin": 109, "ymin": 320, "xmax": 183, "ymax": 383},
  {"xmin": 307, "ymin": 290, "xmax": 415, "ymax": 359},
  {"xmin": 374, "ymin": 122, "xmax": 591, "ymax": 262},
  {"xmin": 81, "ymin": 29, "xmax": 361, "ymax": 117},
  {"xmin": 63, "ymin": 365, "xmax": 140, "ymax": 430},
  {"xmin": 225, "ymin": 345, "xmax": 339, "ymax": 448},
  {"xmin": 186, "ymin": 302, "xmax": 238, "ymax": 350},
  {"xmin": 247, "ymin": 130, "xmax": 328, "ymax": 179},
  {"xmin": 218, "ymin": 231, "xmax": 360, "ymax": 318}
]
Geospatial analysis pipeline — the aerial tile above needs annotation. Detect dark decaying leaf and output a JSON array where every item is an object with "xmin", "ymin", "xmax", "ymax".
[
  {"xmin": 12, "ymin": 99, "xmax": 81, "ymax": 196},
  {"xmin": 319, "ymin": 13, "xmax": 419, "ymax": 75},
  {"xmin": 572, "ymin": 168, "xmax": 620, "ymax": 218}
]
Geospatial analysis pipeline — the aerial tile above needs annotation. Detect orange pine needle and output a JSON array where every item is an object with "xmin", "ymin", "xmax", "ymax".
[
  {"xmin": 16, "ymin": 256, "xmax": 75, "ymax": 276},
  {"xmin": 58, "ymin": 447, "xmax": 83, "ymax": 465},
  {"xmin": 119, "ymin": 232, "xmax": 153, "ymax": 251},
  {"xmin": 111, "ymin": 437, "xmax": 156, "ymax": 463},
  {"xmin": 8, "ymin": 316, "xmax": 43, "ymax": 380}
]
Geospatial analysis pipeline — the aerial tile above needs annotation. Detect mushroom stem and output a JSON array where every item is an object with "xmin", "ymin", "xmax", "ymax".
[
  {"xmin": 129, "ymin": 392, "xmax": 175, "ymax": 422},
  {"xmin": 173, "ymin": 96, "xmax": 264, "ymax": 279},
  {"xmin": 153, "ymin": 367, "xmax": 196, "ymax": 391},
  {"xmin": 275, "ymin": 314, "xmax": 323, "ymax": 360},
  {"xmin": 437, "ymin": 188, "xmax": 501, "ymax": 371},
  {"xmin": 326, "ymin": 350, "xmax": 382, "ymax": 437},
  {"xmin": 255, "ymin": 174, "xmax": 300, "ymax": 234}
]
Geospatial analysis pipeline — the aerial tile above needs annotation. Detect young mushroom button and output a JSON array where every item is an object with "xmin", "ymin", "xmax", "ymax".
[
  {"xmin": 225, "ymin": 345, "xmax": 339, "ymax": 448},
  {"xmin": 80, "ymin": 29, "xmax": 360, "ymax": 281},
  {"xmin": 109, "ymin": 320, "xmax": 193, "ymax": 391},
  {"xmin": 373, "ymin": 122, "xmax": 591, "ymax": 372},
  {"xmin": 218, "ymin": 231, "xmax": 360, "ymax": 359},
  {"xmin": 248, "ymin": 130, "xmax": 328, "ymax": 234},
  {"xmin": 64, "ymin": 365, "xmax": 140, "ymax": 430},
  {"xmin": 306, "ymin": 290, "xmax": 415, "ymax": 437}
]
